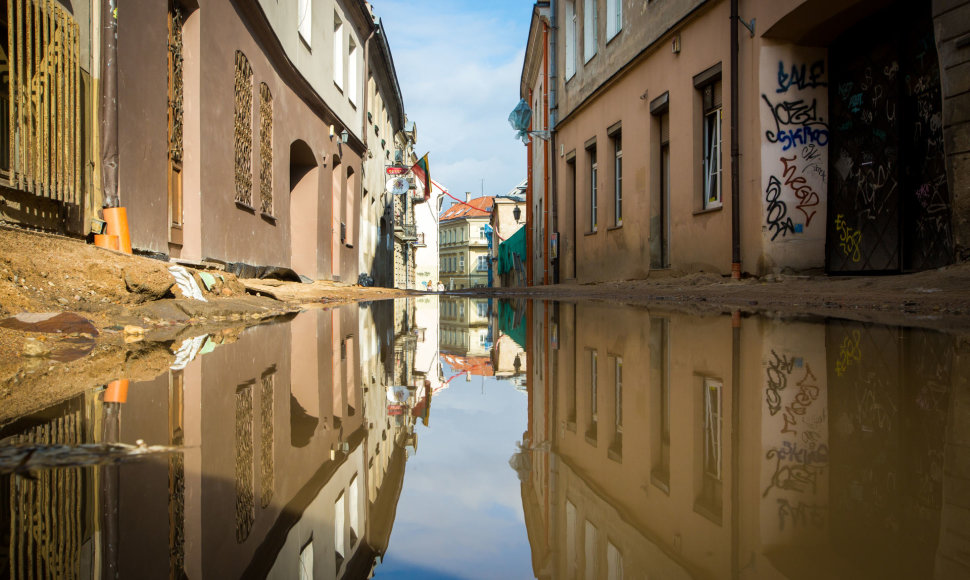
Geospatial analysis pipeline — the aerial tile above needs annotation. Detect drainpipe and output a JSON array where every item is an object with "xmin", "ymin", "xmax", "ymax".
[
  {"xmin": 543, "ymin": 22, "xmax": 550, "ymax": 286},
  {"xmin": 99, "ymin": 0, "xmax": 118, "ymax": 208},
  {"xmin": 730, "ymin": 0, "xmax": 741, "ymax": 279}
]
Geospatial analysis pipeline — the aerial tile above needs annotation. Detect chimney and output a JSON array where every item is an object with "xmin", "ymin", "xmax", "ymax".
[{"xmin": 465, "ymin": 192, "xmax": 471, "ymax": 202}]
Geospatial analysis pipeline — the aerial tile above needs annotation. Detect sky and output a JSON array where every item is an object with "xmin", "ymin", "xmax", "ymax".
[
  {"xmin": 376, "ymin": 360, "xmax": 533, "ymax": 579},
  {"xmin": 373, "ymin": 0, "xmax": 533, "ymax": 204}
]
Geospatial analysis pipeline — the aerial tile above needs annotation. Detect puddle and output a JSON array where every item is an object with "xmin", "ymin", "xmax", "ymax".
[{"xmin": 0, "ymin": 297, "xmax": 967, "ymax": 578}]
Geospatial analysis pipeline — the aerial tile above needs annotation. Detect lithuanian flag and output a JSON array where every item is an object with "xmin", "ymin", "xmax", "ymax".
[{"xmin": 410, "ymin": 153, "xmax": 431, "ymax": 201}]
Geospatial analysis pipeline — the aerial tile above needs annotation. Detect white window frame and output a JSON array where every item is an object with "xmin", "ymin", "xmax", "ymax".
[
  {"xmin": 703, "ymin": 377, "xmax": 723, "ymax": 480},
  {"xmin": 348, "ymin": 38, "xmax": 358, "ymax": 106},
  {"xmin": 565, "ymin": 1, "xmax": 577, "ymax": 79},
  {"xmin": 477, "ymin": 255, "xmax": 489, "ymax": 271},
  {"xmin": 702, "ymin": 82, "xmax": 722, "ymax": 209},
  {"xmin": 583, "ymin": 0, "xmax": 598, "ymax": 63},
  {"xmin": 607, "ymin": 0, "xmax": 622, "ymax": 40},
  {"xmin": 298, "ymin": 0, "xmax": 312, "ymax": 47},
  {"xmin": 459, "ymin": 255, "xmax": 465, "ymax": 272},
  {"xmin": 333, "ymin": 13, "xmax": 344, "ymax": 90}
]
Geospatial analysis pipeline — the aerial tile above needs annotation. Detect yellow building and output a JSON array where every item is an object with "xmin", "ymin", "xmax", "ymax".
[{"xmin": 438, "ymin": 195, "xmax": 494, "ymax": 289}]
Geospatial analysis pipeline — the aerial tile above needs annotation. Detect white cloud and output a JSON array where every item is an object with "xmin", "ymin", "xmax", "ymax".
[{"xmin": 374, "ymin": 0, "xmax": 531, "ymax": 202}]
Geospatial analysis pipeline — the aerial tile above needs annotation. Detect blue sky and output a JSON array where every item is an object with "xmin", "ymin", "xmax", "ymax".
[
  {"xmin": 375, "ymin": 364, "xmax": 533, "ymax": 579},
  {"xmin": 374, "ymin": 0, "xmax": 533, "ymax": 203}
]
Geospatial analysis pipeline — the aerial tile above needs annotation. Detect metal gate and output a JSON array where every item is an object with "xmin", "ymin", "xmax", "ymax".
[{"xmin": 826, "ymin": 2, "xmax": 953, "ymax": 273}]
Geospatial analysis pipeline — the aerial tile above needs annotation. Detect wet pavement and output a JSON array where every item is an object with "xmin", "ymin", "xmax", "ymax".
[{"xmin": 1, "ymin": 296, "xmax": 968, "ymax": 578}]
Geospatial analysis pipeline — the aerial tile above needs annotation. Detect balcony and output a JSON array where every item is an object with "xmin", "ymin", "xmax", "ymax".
[{"xmin": 394, "ymin": 222, "xmax": 418, "ymax": 241}]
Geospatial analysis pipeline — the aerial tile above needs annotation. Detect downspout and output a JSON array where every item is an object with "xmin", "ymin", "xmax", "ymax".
[
  {"xmin": 730, "ymin": 0, "xmax": 741, "ymax": 279},
  {"xmin": 543, "ymin": 23, "xmax": 550, "ymax": 286},
  {"xmin": 527, "ymin": 89, "xmax": 535, "ymax": 286},
  {"xmin": 99, "ymin": 0, "xmax": 118, "ymax": 208}
]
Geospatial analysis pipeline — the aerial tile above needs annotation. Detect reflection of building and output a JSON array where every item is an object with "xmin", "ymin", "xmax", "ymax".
[
  {"xmin": 438, "ymin": 195, "xmax": 494, "ymax": 290},
  {"xmin": 414, "ymin": 179, "xmax": 448, "ymax": 290},
  {"xmin": 0, "ymin": 303, "xmax": 422, "ymax": 578},
  {"xmin": 521, "ymin": 302, "xmax": 970, "ymax": 578},
  {"xmin": 440, "ymin": 296, "xmax": 492, "ymax": 357}
]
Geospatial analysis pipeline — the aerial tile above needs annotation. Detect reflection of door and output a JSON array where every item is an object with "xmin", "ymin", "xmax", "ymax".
[
  {"xmin": 167, "ymin": 5, "xmax": 184, "ymax": 246},
  {"xmin": 827, "ymin": 2, "xmax": 952, "ymax": 272}
]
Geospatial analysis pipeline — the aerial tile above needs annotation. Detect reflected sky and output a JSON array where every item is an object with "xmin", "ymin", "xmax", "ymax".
[{"xmin": 377, "ymin": 366, "xmax": 532, "ymax": 579}]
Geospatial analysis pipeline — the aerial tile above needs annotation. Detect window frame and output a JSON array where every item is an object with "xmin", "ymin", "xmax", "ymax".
[
  {"xmin": 565, "ymin": 0, "xmax": 577, "ymax": 80},
  {"xmin": 612, "ymin": 131, "xmax": 622, "ymax": 226},
  {"xmin": 583, "ymin": 0, "xmax": 597, "ymax": 64},
  {"xmin": 589, "ymin": 146, "xmax": 598, "ymax": 232},
  {"xmin": 606, "ymin": 0, "xmax": 622, "ymax": 41},
  {"xmin": 693, "ymin": 65, "xmax": 723, "ymax": 211},
  {"xmin": 333, "ymin": 12, "xmax": 344, "ymax": 91},
  {"xmin": 298, "ymin": 0, "xmax": 312, "ymax": 47}
]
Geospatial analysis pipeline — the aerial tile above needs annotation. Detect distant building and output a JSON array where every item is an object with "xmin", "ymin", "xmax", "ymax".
[
  {"xmin": 414, "ymin": 178, "xmax": 449, "ymax": 291},
  {"xmin": 490, "ymin": 180, "xmax": 527, "ymax": 287},
  {"xmin": 438, "ymin": 195, "xmax": 494, "ymax": 290}
]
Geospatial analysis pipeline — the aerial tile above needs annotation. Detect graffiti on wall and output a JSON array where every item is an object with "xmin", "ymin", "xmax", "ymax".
[
  {"xmin": 761, "ymin": 50, "xmax": 829, "ymax": 260},
  {"xmin": 761, "ymin": 338, "xmax": 829, "ymax": 541}
]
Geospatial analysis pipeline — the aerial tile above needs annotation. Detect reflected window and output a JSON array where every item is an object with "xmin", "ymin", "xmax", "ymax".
[
  {"xmin": 610, "ymin": 356, "xmax": 622, "ymax": 461},
  {"xmin": 349, "ymin": 475, "xmax": 359, "ymax": 546},
  {"xmin": 299, "ymin": 539, "xmax": 314, "ymax": 580},
  {"xmin": 585, "ymin": 520, "xmax": 598, "ymax": 578},
  {"xmin": 235, "ymin": 381, "xmax": 256, "ymax": 543},
  {"xmin": 566, "ymin": 501, "xmax": 578, "ymax": 579},
  {"xmin": 650, "ymin": 318, "xmax": 670, "ymax": 492},
  {"xmin": 697, "ymin": 377, "xmax": 723, "ymax": 524},
  {"xmin": 607, "ymin": 541, "xmax": 623, "ymax": 580},
  {"xmin": 334, "ymin": 492, "xmax": 345, "ymax": 570},
  {"xmin": 586, "ymin": 349, "xmax": 598, "ymax": 444}
]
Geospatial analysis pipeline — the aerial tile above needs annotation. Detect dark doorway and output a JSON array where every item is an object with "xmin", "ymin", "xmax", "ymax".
[{"xmin": 826, "ymin": 1, "xmax": 953, "ymax": 273}]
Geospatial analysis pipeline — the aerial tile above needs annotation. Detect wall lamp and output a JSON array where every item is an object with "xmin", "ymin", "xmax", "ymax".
[{"xmin": 340, "ymin": 129, "xmax": 349, "ymax": 143}]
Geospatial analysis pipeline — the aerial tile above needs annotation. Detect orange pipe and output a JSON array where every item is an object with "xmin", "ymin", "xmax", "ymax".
[
  {"xmin": 102, "ymin": 207, "xmax": 132, "ymax": 254},
  {"xmin": 104, "ymin": 379, "xmax": 129, "ymax": 404},
  {"xmin": 94, "ymin": 234, "xmax": 120, "ymax": 251}
]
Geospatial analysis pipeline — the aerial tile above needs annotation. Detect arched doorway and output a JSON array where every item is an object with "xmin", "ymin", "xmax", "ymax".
[{"xmin": 289, "ymin": 140, "xmax": 319, "ymax": 279}]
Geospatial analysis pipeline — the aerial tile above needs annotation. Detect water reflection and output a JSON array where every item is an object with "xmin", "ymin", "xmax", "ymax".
[
  {"xmin": 2, "ymin": 297, "xmax": 968, "ymax": 578},
  {"xmin": 0, "ymin": 300, "xmax": 431, "ymax": 579},
  {"xmin": 519, "ymin": 302, "xmax": 969, "ymax": 579}
]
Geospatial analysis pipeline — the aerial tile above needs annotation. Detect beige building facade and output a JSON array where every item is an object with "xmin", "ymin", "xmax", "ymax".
[{"xmin": 523, "ymin": 0, "xmax": 970, "ymax": 283}]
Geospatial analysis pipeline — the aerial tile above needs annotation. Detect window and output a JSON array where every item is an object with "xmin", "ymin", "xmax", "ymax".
[
  {"xmin": 259, "ymin": 83, "xmax": 274, "ymax": 216},
  {"xmin": 477, "ymin": 255, "xmax": 489, "ymax": 271},
  {"xmin": 348, "ymin": 476, "xmax": 359, "ymax": 545},
  {"xmin": 333, "ymin": 13, "xmax": 344, "ymax": 90},
  {"xmin": 348, "ymin": 39, "xmax": 358, "ymax": 105},
  {"xmin": 479, "ymin": 226, "xmax": 487, "ymax": 240},
  {"xmin": 477, "ymin": 301, "xmax": 488, "ymax": 317},
  {"xmin": 613, "ymin": 133, "xmax": 622, "ymax": 226},
  {"xmin": 459, "ymin": 255, "xmax": 465, "ymax": 271},
  {"xmin": 233, "ymin": 51, "xmax": 254, "ymax": 207},
  {"xmin": 299, "ymin": 540, "xmax": 314, "ymax": 580},
  {"xmin": 583, "ymin": 0, "xmax": 597, "ymax": 63},
  {"xmin": 589, "ymin": 147, "xmax": 598, "ymax": 231},
  {"xmin": 701, "ymin": 80, "xmax": 722, "ymax": 208},
  {"xmin": 607, "ymin": 0, "xmax": 622, "ymax": 40},
  {"xmin": 614, "ymin": 357, "xmax": 623, "ymax": 434},
  {"xmin": 565, "ymin": 1, "xmax": 577, "ymax": 79},
  {"xmin": 607, "ymin": 542, "xmax": 623, "ymax": 580},
  {"xmin": 298, "ymin": 0, "xmax": 312, "ymax": 46},
  {"xmin": 585, "ymin": 521, "xmax": 599, "ymax": 579}
]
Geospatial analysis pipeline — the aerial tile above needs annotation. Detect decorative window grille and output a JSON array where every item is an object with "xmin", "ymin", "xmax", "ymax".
[
  {"xmin": 259, "ymin": 370, "xmax": 275, "ymax": 508},
  {"xmin": 259, "ymin": 82, "xmax": 273, "ymax": 215},
  {"xmin": 235, "ymin": 382, "xmax": 255, "ymax": 543},
  {"xmin": 168, "ymin": 4, "xmax": 185, "ymax": 242},
  {"xmin": 2, "ymin": 0, "xmax": 82, "ymax": 203},
  {"xmin": 233, "ymin": 51, "xmax": 254, "ymax": 207}
]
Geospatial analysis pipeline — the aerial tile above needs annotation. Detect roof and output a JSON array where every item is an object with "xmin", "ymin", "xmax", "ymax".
[{"xmin": 440, "ymin": 196, "xmax": 495, "ymax": 221}]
